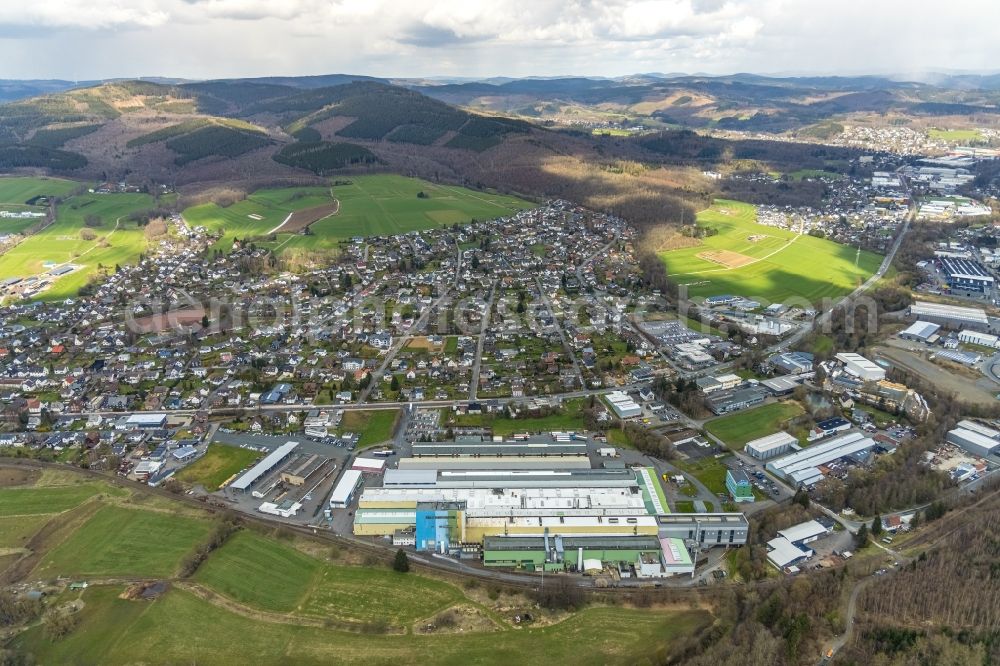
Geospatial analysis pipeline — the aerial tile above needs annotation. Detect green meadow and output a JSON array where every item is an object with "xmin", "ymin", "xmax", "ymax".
[
  {"xmin": 0, "ymin": 189, "xmax": 159, "ymax": 300},
  {"xmin": 184, "ymin": 174, "xmax": 532, "ymax": 254},
  {"xmin": 1, "ymin": 465, "xmax": 711, "ymax": 665},
  {"xmin": 659, "ymin": 199, "xmax": 881, "ymax": 304}
]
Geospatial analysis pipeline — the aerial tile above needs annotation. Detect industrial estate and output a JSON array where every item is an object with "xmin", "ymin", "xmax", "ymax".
[{"xmin": 0, "ymin": 8, "xmax": 999, "ymax": 664}]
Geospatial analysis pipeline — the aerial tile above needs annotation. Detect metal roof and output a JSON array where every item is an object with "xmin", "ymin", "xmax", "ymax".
[{"xmin": 230, "ymin": 441, "xmax": 298, "ymax": 491}]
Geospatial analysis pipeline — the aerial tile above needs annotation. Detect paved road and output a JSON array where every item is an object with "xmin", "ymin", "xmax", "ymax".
[
  {"xmin": 468, "ymin": 280, "xmax": 498, "ymax": 401},
  {"xmin": 779, "ymin": 213, "xmax": 911, "ymax": 355},
  {"xmin": 535, "ymin": 276, "xmax": 584, "ymax": 387},
  {"xmin": 356, "ymin": 245, "xmax": 462, "ymax": 403}
]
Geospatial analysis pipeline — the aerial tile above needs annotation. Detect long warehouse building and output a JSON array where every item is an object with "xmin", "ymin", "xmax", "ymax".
[
  {"xmin": 908, "ymin": 301, "xmax": 990, "ymax": 330},
  {"xmin": 745, "ymin": 431, "xmax": 798, "ymax": 460},
  {"xmin": 229, "ymin": 441, "xmax": 299, "ymax": 493},
  {"xmin": 766, "ymin": 431, "xmax": 876, "ymax": 487},
  {"xmin": 383, "ymin": 468, "xmax": 639, "ymax": 489},
  {"xmin": 401, "ymin": 439, "xmax": 591, "ymax": 470}
]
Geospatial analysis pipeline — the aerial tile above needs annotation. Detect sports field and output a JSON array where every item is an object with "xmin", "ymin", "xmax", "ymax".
[
  {"xmin": 174, "ymin": 443, "xmax": 262, "ymax": 491},
  {"xmin": 705, "ymin": 401, "xmax": 805, "ymax": 450},
  {"xmin": 0, "ymin": 189, "xmax": 158, "ymax": 300},
  {"xmin": 185, "ymin": 174, "xmax": 532, "ymax": 255},
  {"xmin": 1, "ymin": 464, "xmax": 711, "ymax": 665},
  {"xmin": 659, "ymin": 200, "xmax": 881, "ymax": 304},
  {"xmin": 927, "ymin": 128, "xmax": 983, "ymax": 143}
]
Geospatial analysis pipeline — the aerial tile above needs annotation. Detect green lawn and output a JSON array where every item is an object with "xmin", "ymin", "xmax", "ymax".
[
  {"xmin": 0, "ymin": 484, "xmax": 102, "ymax": 515},
  {"xmin": 705, "ymin": 401, "xmax": 804, "ymax": 450},
  {"xmin": 0, "ymin": 514, "xmax": 53, "ymax": 548},
  {"xmin": 339, "ymin": 408, "xmax": 399, "ymax": 448},
  {"xmin": 196, "ymin": 530, "xmax": 463, "ymax": 625},
  {"xmin": 182, "ymin": 186, "xmax": 333, "ymax": 252},
  {"xmin": 675, "ymin": 455, "xmax": 734, "ymax": 495},
  {"xmin": 194, "ymin": 531, "xmax": 319, "ymax": 612},
  {"xmin": 174, "ymin": 444, "xmax": 262, "ymax": 491},
  {"xmin": 12, "ymin": 585, "xmax": 710, "ymax": 666},
  {"xmin": 184, "ymin": 174, "xmax": 532, "ymax": 254},
  {"xmin": 299, "ymin": 561, "xmax": 461, "ymax": 625},
  {"xmin": 0, "ymin": 176, "xmax": 79, "ymax": 204},
  {"xmin": 0, "ymin": 191, "xmax": 157, "ymax": 300},
  {"xmin": 660, "ymin": 199, "xmax": 881, "ymax": 304},
  {"xmin": 673, "ymin": 500, "xmax": 696, "ymax": 513},
  {"xmin": 927, "ymin": 128, "xmax": 983, "ymax": 143},
  {"xmin": 458, "ymin": 398, "xmax": 588, "ymax": 435},
  {"xmin": 34, "ymin": 505, "xmax": 210, "ymax": 578}
]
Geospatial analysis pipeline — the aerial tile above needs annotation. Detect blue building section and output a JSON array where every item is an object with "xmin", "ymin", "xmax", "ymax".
[{"xmin": 414, "ymin": 502, "xmax": 464, "ymax": 552}]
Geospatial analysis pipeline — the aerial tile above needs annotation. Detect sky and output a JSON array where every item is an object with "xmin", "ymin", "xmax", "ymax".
[{"xmin": 0, "ymin": 0, "xmax": 996, "ymax": 81}]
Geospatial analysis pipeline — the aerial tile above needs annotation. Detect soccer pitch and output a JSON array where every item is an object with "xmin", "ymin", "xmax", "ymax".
[{"xmin": 659, "ymin": 200, "xmax": 882, "ymax": 304}]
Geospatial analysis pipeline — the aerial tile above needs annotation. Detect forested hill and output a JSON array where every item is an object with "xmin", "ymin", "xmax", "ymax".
[{"xmin": 0, "ymin": 79, "xmax": 535, "ymax": 177}]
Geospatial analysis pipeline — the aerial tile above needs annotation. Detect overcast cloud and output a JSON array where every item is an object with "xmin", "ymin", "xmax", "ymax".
[{"xmin": 0, "ymin": 0, "xmax": 995, "ymax": 80}]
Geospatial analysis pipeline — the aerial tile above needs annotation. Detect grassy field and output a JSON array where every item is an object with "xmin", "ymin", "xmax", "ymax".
[
  {"xmin": 184, "ymin": 174, "xmax": 532, "ymax": 254},
  {"xmin": 12, "ymin": 585, "xmax": 709, "ymax": 666},
  {"xmin": 339, "ymin": 408, "xmax": 399, "ymax": 448},
  {"xmin": 675, "ymin": 455, "xmax": 734, "ymax": 495},
  {"xmin": 705, "ymin": 401, "xmax": 805, "ymax": 449},
  {"xmin": 452, "ymin": 398, "xmax": 588, "ymax": 435},
  {"xmin": 0, "ymin": 190, "xmax": 157, "ymax": 300},
  {"xmin": 34, "ymin": 504, "xmax": 210, "ymax": 578},
  {"xmin": 0, "ymin": 514, "xmax": 53, "ymax": 548},
  {"xmin": 299, "ymin": 559, "xmax": 462, "ymax": 625},
  {"xmin": 194, "ymin": 531, "xmax": 320, "ymax": 612},
  {"xmin": 928, "ymin": 128, "xmax": 983, "ymax": 143},
  {"xmin": 659, "ymin": 200, "xmax": 881, "ymax": 304},
  {"xmin": 0, "ymin": 176, "xmax": 78, "ymax": 204},
  {"xmin": 174, "ymin": 444, "xmax": 262, "ymax": 491},
  {"xmin": 2, "ymin": 465, "xmax": 712, "ymax": 664},
  {"xmin": 183, "ymin": 186, "xmax": 334, "ymax": 252},
  {"xmin": 0, "ymin": 483, "xmax": 102, "ymax": 515}
]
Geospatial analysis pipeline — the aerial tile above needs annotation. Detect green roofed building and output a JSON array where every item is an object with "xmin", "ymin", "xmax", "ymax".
[
  {"xmin": 482, "ymin": 535, "xmax": 662, "ymax": 571},
  {"xmin": 725, "ymin": 469, "xmax": 755, "ymax": 503}
]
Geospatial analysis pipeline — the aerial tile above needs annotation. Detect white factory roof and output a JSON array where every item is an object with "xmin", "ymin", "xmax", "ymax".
[
  {"xmin": 777, "ymin": 520, "xmax": 828, "ymax": 544},
  {"xmin": 125, "ymin": 413, "xmax": 167, "ymax": 425},
  {"xmin": 767, "ymin": 537, "xmax": 811, "ymax": 569},
  {"xmin": 745, "ymin": 431, "xmax": 798, "ymax": 452},
  {"xmin": 910, "ymin": 301, "xmax": 988, "ymax": 324},
  {"xmin": 229, "ymin": 441, "xmax": 298, "ymax": 491},
  {"xmin": 900, "ymin": 320, "xmax": 940, "ymax": 339},
  {"xmin": 469, "ymin": 515, "xmax": 659, "ymax": 532},
  {"xmin": 835, "ymin": 352, "xmax": 883, "ymax": 373},
  {"xmin": 359, "ymin": 485, "xmax": 649, "ymax": 514},
  {"xmin": 352, "ymin": 457, "xmax": 386, "ymax": 472},
  {"xmin": 383, "ymin": 469, "xmax": 439, "ymax": 486},
  {"xmin": 768, "ymin": 431, "xmax": 875, "ymax": 483},
  {"xmin": 948, "ymin": 428, "xmax": 1000, "ymax": 453},
  {"xmin": 329, "ymin": 469, "xmax": 363, "ymax": 506},
  {"xmin": 955, "ymin": 419, "xmax": 1000, "ymax": 440}
]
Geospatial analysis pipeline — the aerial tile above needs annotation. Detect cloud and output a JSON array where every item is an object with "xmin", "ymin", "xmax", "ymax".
[
  {"xmin": 0, "ymin": 0, "xmax": 998, "ymax": 80},
  {"xmin": 0, "ymin": 1, "xmax": 169, "ymax": 29},
  {"xmin": 399, "ymin": 23, "xmax": 497, "ymax": 48}
]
